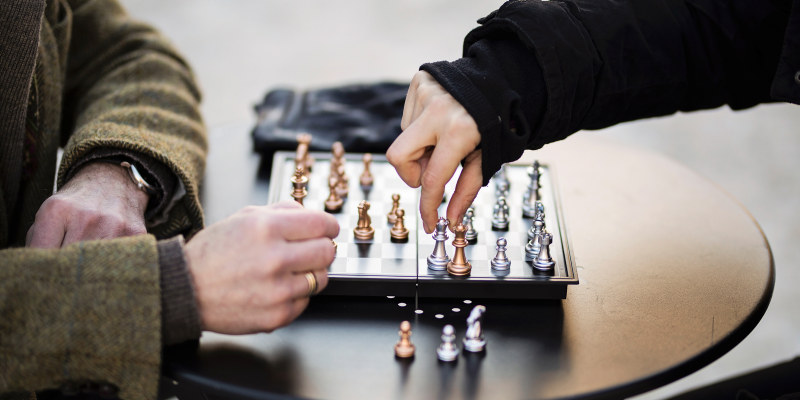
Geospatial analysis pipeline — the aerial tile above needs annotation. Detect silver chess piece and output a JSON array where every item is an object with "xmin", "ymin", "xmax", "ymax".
[
  {"xmin": 522, "ymin": 161, "xmax": 541, "ymax": 218},
  {"xmin": 436, "ymin": 324, "xmax": 459, "ymax": 362},
  {"xmin": 427, "ymin": 217, "xmax": 450, "ymax": 270},
  {"xmin": 527, "ymin": 212, "xmax": 545, "ymax": 241},
  {"xmin": 533, "ymin": 232, "xmax": 556, "ymax": 271},
  {"xmin": 463, "ymin": 305, "xmax": 487, "ymax": 352},
  {"xmin": 464, "ymin": 208, "xmax": 478, "ymax": 243},
  {"xmin": 490, "ymin": 237, "xmax": 511, "ymax": 271},
  {"xmin": 525, "ymin": 228, "xmax": 544, "ymax": 261},
  {"xmin": 491, "ymin": 196, "xmax": 510, "ymax": 231}
]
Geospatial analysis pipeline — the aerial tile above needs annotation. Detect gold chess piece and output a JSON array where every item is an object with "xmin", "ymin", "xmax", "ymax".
[
  {"xmin": 387, "ymin": 193, "xmax": 400, "ymax": 224},
  {"xmin": 390, "ymin": 209, "xmax": 409, "ymax": 243},
  {"xmin": 353, "ymin": 200, "xmax": 375, "ymax": 240},
  {"xmin": 447, "ymin": 223, "xmax": 472, "ymax": 276},
  {"xmin": 359, "ymin": 153, "xmax": 374, "ymax": 189},
  {"xmin": 290, "ymin": 166, "xmax": 308, "ymax": 206},
  {"xmin": 295, "ymin": 133, "xmax": 313, "ymax": 175},
  {"xmin": 394, "ymin": 320, "xmax": 415, "ymax": 358},
  {"xmin": 324, "ymin": 176, "xmax": 343, "ymax": 213}
]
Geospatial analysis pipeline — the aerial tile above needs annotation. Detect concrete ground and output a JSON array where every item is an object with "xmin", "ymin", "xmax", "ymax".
[{"xmin": 120, "ymin": 1, "xmax": 800, "ymax": 398}]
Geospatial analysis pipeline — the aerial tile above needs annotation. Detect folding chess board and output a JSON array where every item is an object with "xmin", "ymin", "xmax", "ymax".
[{"xmin": 268, "ymin": 151, "xmax": 578, "ymax": 299}]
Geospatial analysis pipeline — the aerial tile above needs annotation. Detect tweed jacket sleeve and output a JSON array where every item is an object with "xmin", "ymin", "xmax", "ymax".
[
  {"xmin": 57, "ymin": 0, "xmax": 208, "ymax": 240},
  {"xmin": 421, "ymin": 0, "xmax": 793, "ymax": 184}
]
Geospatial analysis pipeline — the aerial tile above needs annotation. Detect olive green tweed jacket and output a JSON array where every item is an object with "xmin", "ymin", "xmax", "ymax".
[{"xmin": 0, "ymin": 0, "xmax": 207, "ymax": 399}]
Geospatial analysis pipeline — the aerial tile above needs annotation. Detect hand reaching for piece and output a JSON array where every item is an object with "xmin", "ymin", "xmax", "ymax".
[
  {"xmin": 387, "ymin": 70, "xmax": 483, "ymax": 234},
  {"xmin": 27, "ymin": 161, "xmax": 150, "ymax": 248},
  {"xmin": 185, "ymin": 201, "xmax": 339, "ymax": 334}
]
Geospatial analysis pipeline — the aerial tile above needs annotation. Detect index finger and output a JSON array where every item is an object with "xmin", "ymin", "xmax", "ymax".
[{"xmin": 270, "ymin": 208, "xmax": 340, "ymax": 241}]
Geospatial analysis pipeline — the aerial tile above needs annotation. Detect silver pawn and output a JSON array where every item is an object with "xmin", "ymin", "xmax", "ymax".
[
  {"xmin": 533, "ymin": 232, "xmax": 556, "ymax": 271},
  {"xmin": 436, "ymin": 324, "xmax": 459, "ymax": 362},
  {"xmin": 463, "ymin": 305, "xmax": 487, "ymax": 352},
  {"xmin": 491, "ymin": 196, "xmax": 510, "ymax": 231},
  {"xmin": 464, "ymin": 208, "xmax": 478, "ymax": 243},
  {"xmin": 490, "ymin": 237, "xmax": 511, "ymax": 271},
  {"xmin": 527, "ymin": 212, "xmax": 545, "ymax": 241},
  {"xmin": 427, "ymin": 217, "xmax": 450, "ymax": 270}
]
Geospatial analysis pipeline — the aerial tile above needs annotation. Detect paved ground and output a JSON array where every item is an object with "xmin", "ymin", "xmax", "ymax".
[{"xmin": 119, "ymin": 1, "xmax": 800, "ymax": 398}]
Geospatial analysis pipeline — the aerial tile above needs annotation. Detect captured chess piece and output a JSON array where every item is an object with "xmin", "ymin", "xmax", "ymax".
[
  {"xmin": 290, "ymin": 166, "xmax": 308, "ymax": 206},
  {"xmin": 447, "ymin": 223, "xmax": 472, "ymax": 276},
  {"xmin": 390, "ymin": 209, "xmax": 409, "ymax": 243},
  {"xmin": 491, "ymin": 196, "xmax": 510, "ymax": 231},
  {"xmin": 394, "ymin": 321, "xmax": 415, "ymax": 358},
  {"xmin": 490, "ymin": 237, "xmax": 511, "ymax": 271},
  {"xmin": 463, "ymin": 208, "xmax": 478, "ymax": 244},
  {"xmin": 387, "ymin": 193, "xmax": 400, "ymax": 224},
  {"xmin": 353, "ymin": 200, "xmax": 375, "ymax": 241},
  {"xmin": 463, "ymin": 305, "xmax": 487, "ymax": 352},
  {"xmin": 427, "ymin": 217, "xmax": 450, "ymax": 270},
  {"xmin": 324, "ymin": 176, "xmax": 343, "ymax": 213},
  {"xmin": 533, "ymin": 232, "xmax": 556, "ymax": 271},
  {"xmin": 359, "ymin": 153, "xmax": 374, "ymax": 189},
  {"xmin": 436, "ymin": 324, "xmax": 459, "ymax": 362}
]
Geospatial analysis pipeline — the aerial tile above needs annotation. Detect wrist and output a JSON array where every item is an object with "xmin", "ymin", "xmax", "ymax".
[{"xmin": 69, "ymin": 161, "xmax": 151, "ymax": 213}]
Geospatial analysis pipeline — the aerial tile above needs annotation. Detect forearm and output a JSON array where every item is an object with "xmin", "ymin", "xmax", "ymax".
[
  {"xmin": 424, "ymin": 0, "xmax": 790, "ymax": 182},
  {"xmin": 0, "ymin": 236, "xmax": 161, "ymax": 400}
]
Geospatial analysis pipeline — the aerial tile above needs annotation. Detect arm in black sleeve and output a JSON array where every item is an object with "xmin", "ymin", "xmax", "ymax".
[{"xmin": 422, "ymin": 0, "xmax": 792, "ymax": 184}]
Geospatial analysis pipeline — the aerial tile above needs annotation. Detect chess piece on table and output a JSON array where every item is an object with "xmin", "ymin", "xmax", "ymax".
[
  {"xmin": 390, "ymin": 209, "xmax": 409, "ymax": 243},
  {"xmin": 490, "ymin": 237, "xmax": 511, "ymax": 271},
  {"xmin": 394, "ymin": 321, "xmax": 415, "ymax": 358},
  {"xmin": 533, "ymin": 232, "xmax": 556, "ymax": 271},
  {"xmin": 491, "ymin": 196, "xmax": 510, "ymax": 231},
  {"xmin": 359, "ymin": 153, "xmax": 374, "ymax": 189},
  {"xmin": 447, "ymin": 223, "xmax": 472, "ymax": 276},
  {"xmin": 527, "ymin": 213, "xmax": 545, "ymax": 241},
  {"xmin": 436, "ymin": 324, "xmax": 459, "ymax": 362},
  {"xmin": 290, "ymin": 166, "xmax": 308, "ymax": 206},
  {"xmin": 525, "ymin": 228, "xmax": 544, "ymax": 261},
  {"xmin": 523, "ymin": 161, "xmax": 541, "ymax": 218},
  {"xmin": 335, "ymin": 163, "xmax": 349, "ymax": 199},
  {"xmin": 387, "ymin": 193, "xmax": 400, "ymax": 224},
  {"xmin": 353, "ymin": 200, "xmax": 375, "ymax": 240},
  {"xmin": 464, "ymin": 208, "xmax": 478, "ymax": 244},
  {"xmin": 324, "ymin": 176, "xmax": 343, "ymax": 213},
  {"xmin": 427, "ymin": 217, "xmax": 450, "ymax": 270},
  {"xmin": 463, "ymin": 305, "xmax": 487, "ymax": 352}
]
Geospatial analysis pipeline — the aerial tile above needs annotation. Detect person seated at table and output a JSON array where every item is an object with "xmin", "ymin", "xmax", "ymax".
[
  {"xmin": 0, "ymin": 1, "xmax": 337, "ymax": 399},
  {"xmin": 387, "ymin": 0, "xmax": 798, "ymax": 396}
]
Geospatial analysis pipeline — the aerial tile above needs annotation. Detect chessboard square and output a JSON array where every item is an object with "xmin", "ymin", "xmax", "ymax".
[
  {"xmin": 346, "ymin": 243, "xmax": 381, "ymax": 258},
  {"xmin": 380, "ymin": 258, "xmax": 418, "ymax": 276},
  {"xmin": 464, "ymin": 245, "xmax": 487, "ymax": 261},
  {"xmin": 381, "ymin": 243, "xmax": 416, "ymax": 259},
  {"xmin": 503, "ymin": 245, "xmax": 526, "ymax": 261},
  {"xmin": 345, "ymin": 257, "xmax": 383, "ymax": 274},
  {"xmin": 329, "ymin": 257, "xmax": 347, "ymax": 273}
]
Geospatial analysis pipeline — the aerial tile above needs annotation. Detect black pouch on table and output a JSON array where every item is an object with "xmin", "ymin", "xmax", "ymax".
[{"xmin": 251, "ymin": 81, "xmax": 408, "ymax": 159}]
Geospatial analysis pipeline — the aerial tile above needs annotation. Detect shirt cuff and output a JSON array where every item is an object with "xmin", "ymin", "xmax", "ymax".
[{"xmin": 158, "ymin": 235, "xmax": 202, "ymax": 345}]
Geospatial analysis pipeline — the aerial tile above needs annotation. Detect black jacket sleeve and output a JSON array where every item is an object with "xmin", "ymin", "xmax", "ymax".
[{"xmin": 421, "ymin": 0, "xmax": 793, "ymax": 185}]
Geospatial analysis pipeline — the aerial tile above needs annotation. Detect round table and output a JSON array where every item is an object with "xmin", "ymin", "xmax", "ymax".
[{"xmin": 165, "ymin": 123, "xmax": 773, "ymax": 399}]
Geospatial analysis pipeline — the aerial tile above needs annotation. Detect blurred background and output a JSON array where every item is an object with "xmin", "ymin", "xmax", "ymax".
[{"xmin": 119, "ymin": 1, "xmax": 800, "ymax": 398}]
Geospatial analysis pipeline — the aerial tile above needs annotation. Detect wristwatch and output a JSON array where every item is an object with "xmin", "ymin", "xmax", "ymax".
[{"xmin": 120, "ymin": 161, "xmax": 157, "ymax": 196}]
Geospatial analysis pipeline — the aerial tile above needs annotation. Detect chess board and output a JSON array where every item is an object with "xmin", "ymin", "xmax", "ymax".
[{"xmin": 268, "ymin": 151, "xmax": 578, "ymax": 299}]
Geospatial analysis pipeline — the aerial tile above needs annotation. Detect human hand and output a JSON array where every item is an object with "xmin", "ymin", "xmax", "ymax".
[
  {"xmin": 26, "ymin": 162, "xmax": 150, "ymax": 248},
  {"xmin": 185, "ymin": 201, "xmax": 339, "ymax": 334},
  {"xmin": 387, "ymin": 70, "xmax": 482, "ymax": 233}
]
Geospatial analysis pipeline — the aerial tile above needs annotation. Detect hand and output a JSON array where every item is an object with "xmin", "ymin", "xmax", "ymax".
[
  {"xmin": 387, "ymin": 70, "xmax": 483, "ymax": 233},
  {"xmin": 26, "ymin": 162, "xmax": 150, "ymax": 248},
  {"xmin": 185, "ymin": 201, "xmax": 339, "ymax": 334}
]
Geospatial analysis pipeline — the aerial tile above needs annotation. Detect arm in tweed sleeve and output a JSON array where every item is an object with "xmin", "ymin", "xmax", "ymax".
[
  {"xmin": 58, "ymin": 0, "xmax": 207, "ymax": 239},
  {"xmin": 0, "ymin": 235, "xmax": 163, "ymax": 400}
]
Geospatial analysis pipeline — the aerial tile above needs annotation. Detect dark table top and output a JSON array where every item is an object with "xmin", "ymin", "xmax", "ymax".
[{"xmin": 165, "ymin": 121, "xmax": 774, "ymax": 400}]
